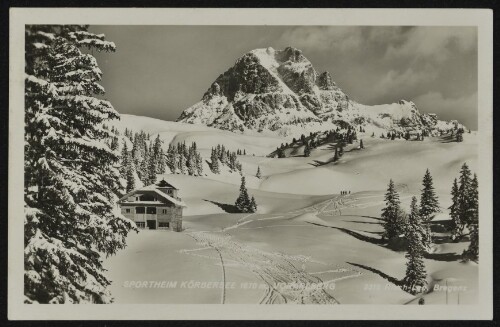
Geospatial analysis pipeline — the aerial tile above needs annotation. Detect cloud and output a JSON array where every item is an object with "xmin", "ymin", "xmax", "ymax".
[
  {"xmin": 385, "ymin": 27, "xmax": 477, "ymax": 63},
  {"xmin": 368, "ymin": 66, "xmax": 438, "ymax": 101},
  {"xmin": 279, "ymin": 26, "xmax": 366, "ymax": 52},
  {"xmin": 411, "ymin": 91, "xmax": 478, "ymax": 129},
  {"xmin": 279, "ymin": 26, "xmax": 476, "ymax": 64}
]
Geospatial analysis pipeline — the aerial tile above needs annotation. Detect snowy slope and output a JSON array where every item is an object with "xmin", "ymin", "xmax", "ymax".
[
  {"xmin": 177, "ymin": 47, "xmax": 463, "ymax": 137},
  {"xmin": 113, "ymin": 114, "xmax": 476, "ymax": 198}
]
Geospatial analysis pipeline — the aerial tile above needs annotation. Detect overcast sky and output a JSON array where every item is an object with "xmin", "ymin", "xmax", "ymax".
[{"xmin": 90, "ymin": 26, "xmax": 478, "ymax": 129}]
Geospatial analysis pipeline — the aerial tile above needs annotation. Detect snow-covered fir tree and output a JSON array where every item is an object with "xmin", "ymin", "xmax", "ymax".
[
  {"xmin": 419, "ymin": 169, "xmax": 440, "ymax": 248},
  {"xmin": 449, "ymin": 178, "xmax": 460, "ymax": 238},
  {"xmin": 463, "ymin": 173, "xmax": 479, "ymax": 261},
  {"xmin": 304, "ymin": 142, "xmax": 311, "ymax": 157},
  {"xmin": 359, "ymin": 139, "xmax": 364, "ymax": 149},
  {"xmin": 210, "ymin": 148, "xmax": 220, "ymax": 174},
  {"xmin": 458, "ymin": 163, "xmax": 472, "ymax": 223},
  {"xmin": 333, "ymin": 147, "xmax": 339, "ymax": 162},
  {"xmin": 125, "ymin": 156, "xmax": 136, "ymax": 193},
  {"xmin": 178, "ymin": 153, "xmax": 188, "ymax": 175},
  {"xmin": 403, "ymin": 197, "xmax": 428, "ymax": 295},
  {"xmin": 277, "ymin": 146, "xmax": 285, "ymax": 158},
  {"xmin": 195, "ymin": 151, "xmax": 203, "ymax": 176},
  {"xmin": 207, "ymin": 144, "xmax": 243, "ymax": 173},
  {"xmin": 119, "ymin": 141, "xmax": 129, "ymax": 177},
  {"xmin": 381, "ymin": 179, "xmax": 405, "ymax": 240},
  {"xmin": 110, "ymin": 135, "xmax": 119, "ymax": 151},
  {"xmin": 146, "ymin": 147, "xmax": 157, "ymax": 185},
  {"xmin": 250, "ymin": 196, "xmax": 258, "ymax": 213},
  {"xmin": 235, "ymin": 176, "xmax": 255, "ymax": 213},
  {"xmin": 164, "ymin": 141, "xmax": 205, "ymax": 176},
  {"xmin": 256, "ymin": 166, "xmax": 262, "ymax": 179},
  {"xmin": 450, "ymin": 163, "xmax": 473, "ymax": 240},
  {"xmin": 338, "ymin": 145, "xmax": 344, "ymax": 157},
  {"xmin": 24, "ymin": 25, "xmax": 135, "ymax": 304}
]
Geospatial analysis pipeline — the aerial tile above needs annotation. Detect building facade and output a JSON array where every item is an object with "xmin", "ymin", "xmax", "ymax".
[{"xmin": 118, "ymin": 179, "xmax": 186, "ymax": 232}]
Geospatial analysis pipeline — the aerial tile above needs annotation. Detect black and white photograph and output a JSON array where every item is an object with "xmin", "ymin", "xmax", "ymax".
[{"xmin": 8, "ymin": 8, "xmax": 493, "ymax": 320}]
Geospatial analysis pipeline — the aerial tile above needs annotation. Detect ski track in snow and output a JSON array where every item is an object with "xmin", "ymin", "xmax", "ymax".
[
  {"xmin": 186, "ymin": 230, "xmax": 345, "ymax": 304},
  {"xmin": 179, "ymin": 194, "xmax": 371, "ymax": 304}
]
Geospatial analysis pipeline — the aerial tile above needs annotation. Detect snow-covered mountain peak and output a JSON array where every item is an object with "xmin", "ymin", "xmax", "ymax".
[{"xmin": 177, "ymin": 47, "xmax": 463, "ymax": 137}]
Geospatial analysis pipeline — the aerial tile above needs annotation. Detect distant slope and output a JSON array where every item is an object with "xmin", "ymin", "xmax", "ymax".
[
  {"xmin": 114, "ymin": 114, "xmax": 286, "ymax": 156},
  {"xmin": 113, "ymin": 115, "xmax": 477, "ymax": 198}
]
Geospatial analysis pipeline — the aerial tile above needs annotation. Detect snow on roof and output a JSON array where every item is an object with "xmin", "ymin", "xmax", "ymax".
[{"xmin": 119, "ymin": 183, "xmax": 186, "ymax": 207}]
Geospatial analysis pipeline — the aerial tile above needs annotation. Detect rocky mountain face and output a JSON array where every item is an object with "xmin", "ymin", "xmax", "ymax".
[{"xmin": 177, "ymin": 47, "xmax": 460, "ymax": 136}]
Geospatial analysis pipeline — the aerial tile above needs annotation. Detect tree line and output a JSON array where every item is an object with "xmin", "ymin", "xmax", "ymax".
[
  {"xmin": 210, "ymin": 144, "xmax": 243, "ymax": 174},
  {"xmin": 381, "ymin": 163, "xmax": 478, "ymax": 295},
  {"xmin": 273, "ymin": 126, "xmax": 359, "ymax": 159}
]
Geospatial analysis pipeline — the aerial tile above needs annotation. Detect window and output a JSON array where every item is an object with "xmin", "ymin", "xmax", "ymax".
[
  {"xmin": 146, "ymin": 207, "xmax": 157, "ymax": 214},
  {"xmin": 135, "ymin": 197, "xmax": 139, "ymax": 201},
  {"xmin": 135, "ymin": 207, "xmax": 145, "ymax": 214},
  {"xmin": 162, "ymin": 209, "xmax": 168, "ymax": 214},
  {"xmin": 139, "ymin": 194, "xmax": 156, "ymax": 202},
  {"xmin": 125, "ymin": 209, "xmax": 131, "ymax": 213},
  {"xmin": 136, "ymin": 222, "xmax": 145, "ymax": 228},
  {"xmin": 159, "ymin": 222, "xmax": 169, "ymax": 228}
]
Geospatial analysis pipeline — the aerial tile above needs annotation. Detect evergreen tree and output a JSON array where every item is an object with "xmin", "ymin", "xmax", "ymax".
[
  {"xmin": 24, "ymin": 25, "xmax": 135, "ymax": 304},
  {"xmin": 110, "ymin": 136, "xmax": 119, "ymax": 151},
  {"xmin": 220, "ymin": 146, "xmax": 228, "ymax": 163},
  {"xmin": 333, "ymin": 147, "xmax": 339, "ymax": 162},
  {"xmin": 359, "ymin": 139, "xmax": 364, "ymax": 149},
  {"xmin": 463, "ymin": 174, "xmax": 479, "ymax": 261},
  {"xmin": 151, "ymin": 135, "xmax": 162, "ymax": 172},
  {"xmin": 235, "ymin": 177, "xmax": 252, "ymax": 213},
  {"xmin": 304, "ymin": 142, "xmax": 311, "ymax": 157},
  {"xmin": 419, "ymin": 169, "xmax": 440, "ymax": 247},
  {"xmin": 381, "ymin": 179, "xmax": 405, "ymax": 240},
  {"xmin": 157, "ymin": 148, "xmax": 166, "ymax": 174},
  {"xmin": 125, "ymin": 158, "xmax": 136, "ymax": 193},
  {"xmin": 138, "ymin": 151, "xmax": 149, "ymax": 183},
  {"xmin": 457, "ymin": 162, "xmax": 472, "ymax": 231},
  {"xmin": 146, "ymin": 148, "xmax": 157, "ymax": 184},
  {"xmin": 165, "ymin": 144, "xmax": 175, "ymax": 174},
  {"xmin": 277, "ymin": 147, "xmax": 285, "ymax": 158},
  {"xmin": 449, "ymin": 178, "xmax": 461, "ymax": 238},
  {"xmin": 178, "ymin": 153, "xmax": 188, "ymax": 175},
  {"xmin": 250, "ymin": 196, "xmax": 258, "ymax": 213},
  {"xmin": 187, "ymin": 150, "xmax": 196, "ymax": 176},
  {"xmin": 195, "ymin": 151, "xmax": 203, "ymax": 176},
  {"xmin": 119, "ymin": 141, "xmax": 129, "ymax": 176},
  {"xmin": 210, "ymin": 148, "xmax": 220, "ymax": 174},
  {"xmin": 403, "ymin": 197, "xmax": 428, "ymax": 295},
  {"xmin": 256, "ymin": 166, "xmax": 262, "ymax": 179}
]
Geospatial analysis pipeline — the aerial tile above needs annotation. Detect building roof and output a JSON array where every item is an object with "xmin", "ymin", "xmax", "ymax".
[
  {"xmin": 156, "ymin": 179, "xmax": 178, "ymax": 190},
  {"xmin": 118, "ymin": 183, "xmax": 186, "ymax": 207}
]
